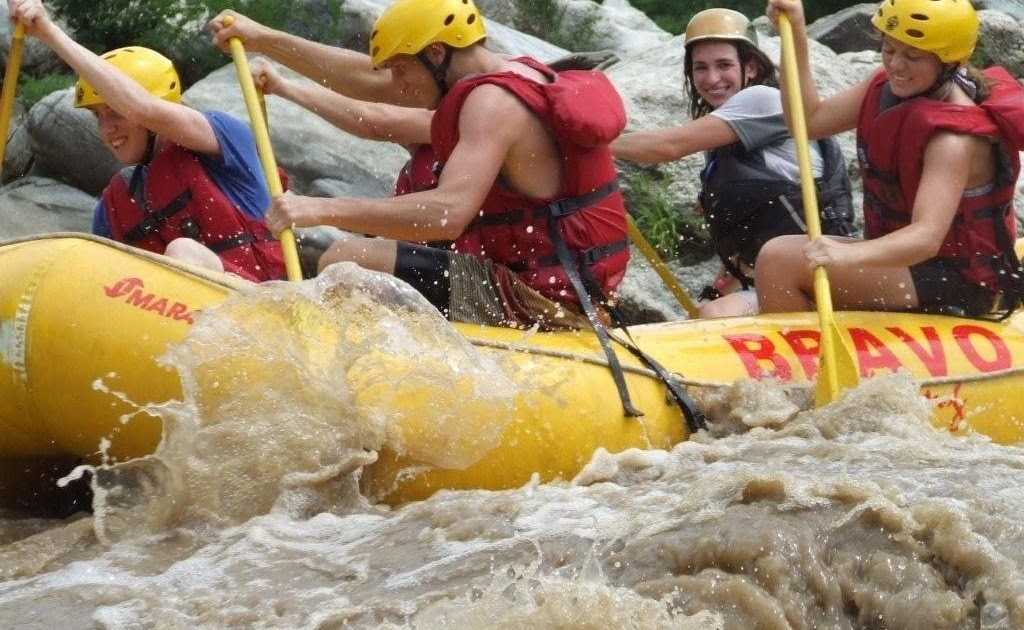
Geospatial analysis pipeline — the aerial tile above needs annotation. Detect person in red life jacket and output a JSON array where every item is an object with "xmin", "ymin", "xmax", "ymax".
[
  {"xmin": 759, "ymin": 0, "xmax": 1024, "ymax": 317},
  {"xmin": 211, "ymin": 0, "xmax": 631, "ymax": 330},
  {"xmin": 612, "ymin": 8, "xmax": 854, "ymax": 319},
  {"xmin": 241, "ymin": 57, "xmax": 457, "ymax": 248},
  {"xmin": 7, "ymin": 0, "xmax": 285, "ymax": 283}
]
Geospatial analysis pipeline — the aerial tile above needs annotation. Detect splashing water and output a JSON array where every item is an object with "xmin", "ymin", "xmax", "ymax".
[{"xmin": 2, "ymin": 267, "xmax": 1024, "ymax": 629}]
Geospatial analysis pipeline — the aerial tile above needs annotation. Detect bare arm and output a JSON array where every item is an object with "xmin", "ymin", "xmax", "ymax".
[
  {"xmin": 612, "ymin": 115, "xmax": 738, "ymax": 164},
  {"xmin": 765, "ymin": 0, "xmax": 864, "ymax": 138},
  {"xmin": 12, "ymin": 0, "xmax": 219, "ymax": 155},
  {"xmin": 209, "ymin": 10, "xmax": 418, "ymax": 107},
  {"xmin": 815, "ymin": 131, "xmax": 972, "ymax": 270},
  {"xmin": 265, "ymin": 85, "xmax": 523, "ymax": 242},
  {"xmin": 252, "ymin": 58, "xmax": 432, "ymax": 147}
]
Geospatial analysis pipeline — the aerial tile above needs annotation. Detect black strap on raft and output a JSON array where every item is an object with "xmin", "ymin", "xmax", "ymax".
[
  {"xmin": 546, "ymin": 198, "xmax": 643, "ymax": 417},
  {"xmin": 541, "ymin": 182, "xmax": 708, "ymax": 432},
  {"xmin": 608, "ymin": 321, "xmax": 708, "ymax": 434}
]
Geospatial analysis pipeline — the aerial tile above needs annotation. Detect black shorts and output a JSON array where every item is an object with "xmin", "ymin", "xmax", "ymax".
[
  {"xmin": 909, "ymin": 259, "xmax": 995, "ymax": 317},
  {"xmin": 393, "ymin": 242, "xmax": 453, "ymax": 315}
]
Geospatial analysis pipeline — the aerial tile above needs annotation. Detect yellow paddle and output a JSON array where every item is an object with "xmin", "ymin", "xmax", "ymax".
[
  {"xmin": 0, "ymin": 22, "xmax": 25, "ymax": 167},
  {"xmin": 626, "ymin": 215, "xmax": 699, "ymax": 318},
  {"xmin": 223, "ymin": 15, "xmax": 302, "ymax": 282},
  {"xmin": 777, "ymin": 13, "xmax": 859, "ymax": 405}
]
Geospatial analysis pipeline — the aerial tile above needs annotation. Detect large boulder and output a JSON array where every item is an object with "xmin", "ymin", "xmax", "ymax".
[
  {"xmin": 0, "ymin": 176, "xmax": 95, "ymax": 237},
  {"xmin": 183, "ymin": 63, "xmax": 407, "ymax": 198},
  {"xmin": 977, "ymin": 10, "xmax": 1024, "ymax": 78},
  {"xmin": 806, "ymin": 3, "xmax": 878, "ymax": 55}
]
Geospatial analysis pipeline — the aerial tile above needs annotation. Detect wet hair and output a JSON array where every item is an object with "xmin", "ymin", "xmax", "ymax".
[
  {"xmin": 684, "ymin": 39, "xmax": 779, "ymax": 119},
  {"xmin": 948, "ymin": 65, "xmax": 991, "ymax": 103}
]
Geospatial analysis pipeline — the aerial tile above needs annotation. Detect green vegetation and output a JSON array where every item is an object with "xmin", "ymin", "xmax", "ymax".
[
  {"xmin": 17, "ymin": 72, "xmax": 76, "ymax": 106},
  {"xmin": 47, "ymin": 0, "xmax": 343, "ymax": 87},
  {"xmin": 629, "ymin": 0, "xmax": 863, "ymax": 36},
  {"xmin": 621, "ymin": 167, "xmax": 712, "ymax": 265},
  {"xmin": 515, "ymin": 0, "xmax": 605, "ymax": 52}
]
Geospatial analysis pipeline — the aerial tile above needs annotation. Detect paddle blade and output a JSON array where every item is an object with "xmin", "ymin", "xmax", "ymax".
[{"xmin": 814, "ymin": 319, "xmax": 860, "ymax": 407}]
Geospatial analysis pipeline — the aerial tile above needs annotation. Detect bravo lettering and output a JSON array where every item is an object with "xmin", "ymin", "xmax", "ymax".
[
  {"xmin": 724, "ymin": 325, "xmax": 1012, "ymax": 380},
  {"xmin": 103, "ymin": 277, "xmax": 195, "ymax": 324}
]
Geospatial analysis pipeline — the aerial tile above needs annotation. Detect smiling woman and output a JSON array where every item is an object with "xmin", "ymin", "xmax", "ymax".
[
  {"xmin": 757, "ymin": 0, "xmax": 1024, "ymax": 319},
  {"xmin": 611, "ymin": 8, "xmax": 854, "ymax": 320}
]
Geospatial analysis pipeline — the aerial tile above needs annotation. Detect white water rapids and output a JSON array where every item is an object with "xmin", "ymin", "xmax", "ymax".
[{"xmin": 2, "ymin": 264, "xmax": 1023, "ymax": 629}]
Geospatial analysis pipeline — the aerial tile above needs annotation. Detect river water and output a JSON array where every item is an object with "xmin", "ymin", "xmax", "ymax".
[{"xmin": 2, "ymin": 265, "xmax": 1024, "ymax": 629}]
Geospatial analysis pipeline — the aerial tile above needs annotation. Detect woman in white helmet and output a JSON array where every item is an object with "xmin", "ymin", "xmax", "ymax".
[
  {"xmin": 8, "ymin": 0, "xmax": 286, "ymax": 282},
  {"xmin": 612, "ymin": 8, "xmax": 855, "ymax": 319},
  {"xmin": 760, "ymin": 0, "xmax": 1024, "ymax": 317}
]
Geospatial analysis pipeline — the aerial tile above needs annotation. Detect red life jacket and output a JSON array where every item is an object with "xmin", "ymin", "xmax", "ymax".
[
  {"xmin": 430, "ymin": 57, "xmax": 629, "ymax": 303},
  {"xmin": 393, "ymin": 144, "xmax": 441, "ymax": 196},
  {"xmin": 102, "ymin": 141, "xmax": 286, "ymax": 282},
  {"xmin": 857, "ymin": 67, "xmax": 1024, "ymax": 293}
]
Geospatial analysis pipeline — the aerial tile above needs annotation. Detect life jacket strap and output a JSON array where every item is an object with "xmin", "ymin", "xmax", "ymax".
[
  {"xmin": 472, "ymin": 180, "xmax": 620, "ymax": 227},
  {"xmin": 121, "ymin": 189, "xmax": 193, "ymax": 245},
  {"xmin": 505, "ymin": 238, "xmax": 628, "ymax": 273}
]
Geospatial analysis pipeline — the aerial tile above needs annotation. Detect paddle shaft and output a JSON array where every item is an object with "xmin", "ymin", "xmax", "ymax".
[
  {"xmin": 626, "ymin": 216, "xmax": 699, "ymax": 318},
  {"xmin": 223, "ymin": 18, "xmax": 302, "ymax": 281},
  {"xmin": 0, "ymin": 22, "xmax": 25, "ymax": 168},
  {"xmin": 777, "ymin": 14, "xmax": 844, "ymax": 403}
]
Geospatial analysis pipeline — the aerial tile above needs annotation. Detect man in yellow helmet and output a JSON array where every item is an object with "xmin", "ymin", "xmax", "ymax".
[
  {"xmin": 759, "ymin": 0, "xmax": 1024, "ymax": 317},
  {"xmin": 9, "ymin": 0, "xmax": 285, "ymax": 282},
  {"xmin": 210, "ymin": 0, "xmax": 631, "ymax": 332}
]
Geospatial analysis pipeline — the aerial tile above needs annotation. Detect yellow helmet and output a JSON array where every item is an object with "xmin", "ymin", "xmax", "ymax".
[
  {"xmin": 684, "ymin": 8, "xmax": 758, "ymax": 49},
  {"xmin": 871, "ymin": 0, "xmax": 978, "ymax": 64},
  {"xmin": 75, "ymin": 47, "xmax": 182, "ymax": 109},
  {"xmin": 369, "ymin": 0, "xmax": 487, "ymax": 69}
]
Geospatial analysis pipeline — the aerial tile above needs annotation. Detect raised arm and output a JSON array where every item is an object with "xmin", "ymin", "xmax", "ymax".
[
  {"xmin": 250, "ymin": 57, "xmax": 431, "ymax": 148},
  {"xmin": 765, "ymin": 0, "xmax": 864, "ymax": 138},
  {"xmin": 209, "ymin": 10, "xmax": 419, "ymax": 107},
  {"xmin": 10, "ymin": 0, "xmax": 219, "ymax": 155}
]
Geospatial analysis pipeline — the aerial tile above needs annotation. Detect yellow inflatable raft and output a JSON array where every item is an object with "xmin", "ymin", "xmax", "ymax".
[{"xmin": 2, "ymin": 234, "xmax": 1024, "ymax": 506}]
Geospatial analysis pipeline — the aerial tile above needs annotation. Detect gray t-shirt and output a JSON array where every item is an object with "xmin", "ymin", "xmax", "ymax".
[{"xmin": 708, "ymin": 84, "xmax": 823, "ymax": 181}]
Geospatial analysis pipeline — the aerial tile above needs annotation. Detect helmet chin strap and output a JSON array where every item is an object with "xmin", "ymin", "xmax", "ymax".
[
  {"xmin": 417, "ymin": 45, "xmax": 454, "ymax": 98},
  {"xmin": 141, "ymin": 132, "xmax": 157, "ymax": 165}
]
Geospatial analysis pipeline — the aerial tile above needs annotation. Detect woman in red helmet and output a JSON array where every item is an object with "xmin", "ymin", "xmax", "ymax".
[
  {"xmin": 759, "ymin": 0, "xmax": 1024, "ymax": 317},
  {"xmin": 8, "ymin": 0, "xmax": 285, "ymax": 282}
]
